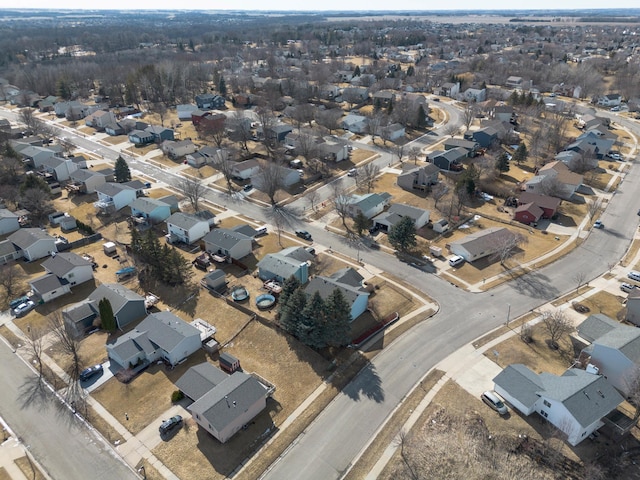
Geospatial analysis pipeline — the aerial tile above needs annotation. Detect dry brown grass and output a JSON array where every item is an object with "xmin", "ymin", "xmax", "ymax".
[
  {"xmin": 47, "ymin": 331, "xmax": 110, "ymax": 373},
  {"xmin": 85, "ymin": 403, "xmax": 125, "ymax": 445},
  {"xmin": 14, "ymin": 456, "xmax": 46, "ymax": 480},
  {"xmin": 484, "ymin": 322, "xmax": 574, "ymax": 375},
  {"xmin": 622, "ymin": 239, "xmax": 640, "ymax": 268},
  {"xmin": 183, "ymin": 165, "xmax": 217, "ymax": 178},
  {"xmin": 122, "ymin": 143, "xmax": 158, "ymax": 157},
  {"xmin": 101, "ymin": 135, "xmax": 128, "ymax": 145},
  {"xmin": 343, "ymin": 369, "xmax": 445, "ymax": 480},
  {"xmin": 551, "ymin": 285, "xmax": 594, "ymax": 307},
  {"xmin": 579, "ymin": 291, "xmax": 625, "ymax": 320},
  {"xmin": 472, "ymin": 311, "xmax": 540, "ymax": 349},
  {"xmin": 0, "ymin": 325, "xmax": 22, "ymax": 349},
  {"xmin": 0, "ymin": 466, "xmax": 11, "ymax": 480}
]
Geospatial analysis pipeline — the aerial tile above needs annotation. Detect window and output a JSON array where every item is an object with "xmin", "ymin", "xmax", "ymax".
[
  {"xmin": 540, "ymin": 410, "xmax": 548, "ymax": 418},
  {"xmin": 543, "ymin": 400, "xmax": 551, "ymax": 408},
  {"xmin": 68, "ymin": 272, "xmax": 74, "ymax": 278}
]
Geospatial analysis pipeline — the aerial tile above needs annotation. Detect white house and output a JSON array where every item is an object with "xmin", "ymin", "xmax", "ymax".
[
  {"xmin": 231, "ymin": 159, "xmax": 261, "ymax": 180},
  {"xmin": 94, "ymin": 183, "xmax": 137, "ymax": 214},
  {"xmin": 29, "ymin": 274, "xmax": 71, "ymax": 303},
  {"xmin": 8, "ymin": 228, "xmax": 57, "ymax": 262},
  {"xmin": 344, "ymin": 192, "xmax": 393, "ymax": 219},
  {"xmin": 493, "ymin": 364, "xmax": 623, "ymax": 446},
  {"xmin": 340, "ymin": 114, "xmax": 368, "ymax": 134},
  {"xmin": 39, "ymin": 156, "xmax": 78, "ymax": 182},
  {"xmin": 203, "ymin": 229, "xmax": 252, "ymax": 260},
  {"xmin": 69, "ymin": 169, "xmax": 107, "ymax": 194},
  {"xmin": 0, "ymin": 209, "xmax": 20, "ymax": 235},
  {"xmin": 597, "ymin": 94, "xmax": 622, "ymax": 107},
  {"xmin": 41, "ymin": 252, "xmax": 94, "ymax": 287},
  {"xmin": 450, "ymin": 227, "xmax": 518, "ymax": 263},
  {"xmin": 576, "ymin": 314, "xmax": 640, "ymax": 396},
  {"xmin": 463, "ymin": 87, "xmax": 487, "ymax": 103},
  {"xmin": 162, "ymin": 139, "xmax": 198, "ymax": 159},
  {"xmin": 85, "ymin": 110, "xmax": 116, "ymax": 130},
  {"xmin": 372, "ymin": 204, "xmax": 430, "ymax": 232},
  {"xmin": 381, "ymin": 123, "xmax": 406, "ymax": 142},
  {"xmin": 525, "ymin": 161, "xmax": 583, "ymax": 200},
  {"xmin": 106, "ymin": 311, "xmax": 201, "ymax": 369},
  {"xmin": 165, "ymin": 212, "xmax": 211, "ymax": 245}
]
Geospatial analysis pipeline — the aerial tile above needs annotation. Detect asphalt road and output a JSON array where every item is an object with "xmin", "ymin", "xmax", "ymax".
[{"xmin": 0, "ymin": 334, "xmax": 137, "ymax": 480}]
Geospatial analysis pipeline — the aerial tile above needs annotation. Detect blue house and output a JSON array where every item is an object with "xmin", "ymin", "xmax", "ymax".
[
  {"xmin": 305, "ymin": 268, "xmax": 369, "ymax": 321},
  {"xmin": 257, "ymin": 247, "xmax": 314, "ymax": 283},
  {"xmin": 145, "ymin": 125, "xmax": 174, "ymax": 142},
  {"xmin": 130, "ymin": 197, "xmax": 172, "ymax": 225},
  {"xmin": 128, "ymin": 129, "xmax": 155, "ymax": 145},
  {"xmin": 470, "ymin": 126, "xmax": 498, "ymax": 148}
]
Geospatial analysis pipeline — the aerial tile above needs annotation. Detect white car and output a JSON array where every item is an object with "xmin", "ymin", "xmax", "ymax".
[
  {"xmin": 621, "ymin": 283, "xmax": 636, "ymax": 293},
  {"xmin": 347, "ymin": 168, "xmax": 357, "ymax": 177},
  {"xmin": 449, "ymin": 255, "xmax": 465, "ymax": 267},
  {"xmin": 628, "ymin": 271, "xmax": 640, "ymax": 282},
  {"xmin": 13, "ymin": 300, "xmax": 36, "ymax": 317}
]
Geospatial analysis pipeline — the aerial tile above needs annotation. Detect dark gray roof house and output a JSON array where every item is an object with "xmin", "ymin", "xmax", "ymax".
[
  {"xmin": 175, "ymin": 362, "xmax": 229, "ymax": 401},
  {"xmin": 62, "ymin": 299, "xmax": 99, "ymax": 339},
  {"xmin": 88, "ymin": 283, "xmax": 146, "ymax": 330},
  {"xmin": 305, "ymin": 268, "xmax": 369, "ymax": 321},
  {"xmin": 257, "ymin": 246, "xmax": 313, "ymax": 284}
]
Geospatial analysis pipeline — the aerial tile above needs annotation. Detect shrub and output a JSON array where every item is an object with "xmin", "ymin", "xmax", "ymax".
[{"xmin": 171, "ymin": 390, "xmax": 184, "ymax": 403}]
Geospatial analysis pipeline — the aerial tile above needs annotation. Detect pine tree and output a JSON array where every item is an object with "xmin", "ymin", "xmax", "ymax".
[
  {"xmin": 114, "ymin": 156, "xmax": 131, "ymax": 183},
  {"xmin": 299, "ymin": 291, "xmax": 327, "ymax": 349},
  {"xmin": 280, "ymin": 288, "xmax": 307, "ymax": 336},
  {"xmin": 513, "ymin": 143, "xmax": 528, "ymax": 165},
  {"xmin": 353, "ymin": 211, "xmax": 372, "ymax": 237},
  {"xmin": 388, "ymin": 216, "xmax": 417, "ymax": 253},
  {"xmin": 353, "ymin": 65, "xmax": 361, "ymax": 77},
  {"xmin": 324, "ymin": 288, "xmax": 352, "ymax": 347},
  {"xmin": 496, "ymin": 152, "xmax": 510, "ymax": 172},
  {"xmin": 99, "ymin": 298, "xmax": 116, "ymax": 332},
  {"xmin": 279, "ymin": 276, "xmax": 301, "ymax": 310},
  {"xmin": 219, "ymin": 76, "xmax": 227, "ymax": 97}
]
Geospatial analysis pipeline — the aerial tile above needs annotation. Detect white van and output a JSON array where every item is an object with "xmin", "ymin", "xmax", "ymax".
[
  {"xmin": 481, "ymin": 391, "xmax": 508, "ymax": 415},
  {"xmin": 255, "ymin": 226, "xmax": 268, "ymax": 236},
  {"xmin": 449, "ymin": 255, "xmax": 465, "ymax": 267},
  {"xmin": 628, "ymin": 271, "xmax": 640, "ymax": 282}
]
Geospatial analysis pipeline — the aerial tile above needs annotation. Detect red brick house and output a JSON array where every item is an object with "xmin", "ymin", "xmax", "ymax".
[
  {"xmin": 514, "ymin": 203, "xmax": 544, "ymax": 224},
  {"xmin": 517, "ymin": 192, "xmax": 561, "ymax": 219}
]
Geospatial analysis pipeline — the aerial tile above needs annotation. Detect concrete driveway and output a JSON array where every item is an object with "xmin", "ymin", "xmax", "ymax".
[{"xmin": 452, "ymin": 356, "xmax": 504, "ymax": 398}]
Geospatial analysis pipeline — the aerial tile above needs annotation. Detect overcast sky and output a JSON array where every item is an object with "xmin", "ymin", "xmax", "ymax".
[{"xmin": 0, "ymin": 1, "xmax": 637, "ymax": 11}]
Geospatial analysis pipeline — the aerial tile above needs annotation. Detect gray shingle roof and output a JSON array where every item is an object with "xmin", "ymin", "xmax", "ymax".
[
  {"xmin": 175, "ymin": 362, "xmax": 229, "ymax": 401},
  {"xmin": 451, "ymin": 227, "xmax": 516, "ymax": 257},
  {"xmin": 257, "ymin": 247, "xmax": 312, "ymax": 280},
  {"xmin": 0, "ymin": 239, "xmax": 19, "ymax": 257},
  {"xmin": 167, "ymin": 212, "xmax": 204, "ymax": 230},
  {"xmin": 8, "ymin": 228, "xmax": 55, "ymax": 249},
  {"xmin": 136, "ymin": 311, "xmax": 200, "ymax": 352},
  {"xmin": 188, "ymin": 372, "xmax": 268, "ymax": 432},
  {"xmin": 230, "ymin": 224, "xmax": 257, "ymax": 238},
  {"xmin": 42, "ymin": 252, "xmax": 91, "ymax": 276},
  {"xmin": 203, "ymin": 228, "xmax": 251, "ymax": 250},
  {"xmin": 88, "ymin": 283, "xmax": 144, "ymax": 314},
  {"xmin": 62, "ymin": 299, "xmax": 98, "ymax": 324},
  {"xmin": 130, "ymin": 197, "xmax": 168, "ymax": 214},
  {"xmin": 30, "ymin": 273, "xmax": 68, "ymax": 293},
  {"xmin": 96, "ymin": 182, "xmax": 135, "ymax": 197},
  {"xmin": 576, "ymin": 314, "xmax": 619, "ymax": 343},
  {"xmin": 493, "ymin": 364, "xmax": 544, "ymax": 409},
  {"xmin": 110, "ymin": 330, "xmax": 155, "ymax": 361},
  {"xmin": 305, "ymin": 268, "xmax": 368, "ymax": 306},
  {"xmin": 0, "ymin": 209, "xmax": 19, "ymax": 220}
]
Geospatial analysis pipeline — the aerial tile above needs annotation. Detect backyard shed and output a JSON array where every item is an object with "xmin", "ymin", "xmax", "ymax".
[{"xmin": 219, "ymin": 352, "xmax": 241, "ymax": 374}]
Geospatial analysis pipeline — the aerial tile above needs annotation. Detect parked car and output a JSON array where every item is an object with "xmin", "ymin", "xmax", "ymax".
[
  {"xmin": 607, "ymin": 152, "xmax": 622, "ymax": 160},
  {"xmin": 594, "ymin": 220, "xmax": 604, "ymax": 229},
  {"xmin": 243, "ymin": 184, "xmax": 253, "ymax": 192},
  {"xmin": 305, "ymin": 246, "xmax": 316, "ymax": 256},
  {"xmin": 159, "ymin": 415, "xmax": 183, "ymax": 435},
  {"xmin": 628, "ymin": 271, "xmax": 640, "ymax": 282},
  {"xmin": 611, "ymin": 106, "xmax": 621, "ymax": 112},
  {"xmin": 13, "ymin": 300, "xmax": 35, "ymax": 317},
  {"xmin": 448, "ymin": 255, "xmax": 465, "ymax": 267},
  {"xmin": 80, "ymin": 364, "xmax": 104, "ymax": 382},
  {"xmin": 620, "ymin": 282, "xmax": 636, "ymax": 293},
  {"xmin": 295, "ymin": 230, "xmax": 312, "ymax": 240},
  {"xmin": 481, "ymin": 391, "xmax": 508, "ymax": 415},
  {"xmin": 347, "ymin": 168, "xmax": 357, "ymax": 177},
  {"xmin": 9, "ymin": 296, "xmax": 30, "ymax": 310}
]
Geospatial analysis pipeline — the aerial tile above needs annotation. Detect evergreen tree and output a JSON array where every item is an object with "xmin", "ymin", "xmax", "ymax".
[
  {"xmin": 406, "ymin": 65, "xmax": 415, "ymax": 77},
  {"xmin": 56, "ymin": 77, "xmax": 72, "ymax": 100},
  {"xmin": 114, "ymin": 156, "xmax": 132, "ymax": 183},
  {"xmin": 324, "ymin": 288, "xmax": 352, "ymax": 347},
  {"xmin": 189, "ymin": 38, "xmax": 195, "ymax": 52},
  {"xmin": 279, "ymin": 275, "xmax": 301, "ymax": 310},
  {"xmin": 299, "ymin": 291, "xmax": 327, "ymax": 349},
  {"xmin": 219, "ymin": 76, "xmax": 227, "ymax": 97},
  {"xmin": 280, "ymin": 288, "xmax": 307, "ymax": 336},
  {"xmin": 353, "ymin": 65, "xmax": 361, "ymax": 77},
  {"xmin": 388, "ymin": 216, "xmax": 417, "ymax": 252},
  {"xmin": 99, "ymin": 298, "xmax": 116, "ymax": 332},
  {"xmin": 130, "ymin": 224, "xmax": 142, "ymax": 253},
  {"xmin": 513, "ymin": 143, "xmax": 528, "ymax": 165},
  {"xmin": 496, "ymin": 152, "xmax": 510, "ymax": 172},
  {"xmin": 353, "ymin": 211, "xmax": 372, "ymax": 237}
]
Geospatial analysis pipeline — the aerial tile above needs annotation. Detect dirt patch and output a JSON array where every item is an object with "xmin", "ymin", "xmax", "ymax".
[{"xmin": 0, "ymin": 466, "xmax": 10, "ymax": 480}]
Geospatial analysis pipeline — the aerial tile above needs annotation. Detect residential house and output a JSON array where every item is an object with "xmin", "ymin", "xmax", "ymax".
[
  {"xmin": 505, "ymin": 76, "xmax": 524, "ymax": 89},
  {"xmin": 493, "ymin": 105, "xmax": 515, "ymax": 123},
  {"xmin": 186, "ymin": 146, "xmax": 223, "ymax": 168},
  {"xmin": 203, "ymin": 229, "xmax": 252, "ymax": 260},
  {"xmin": 525, "ymin": 161, "xmax": 583, "ymax": 200},
  {"xmin": 257, "ymin": 246, "xmax": 314, "ymax": 283},
  {"xmin": 41, "ymin": 252, "xmax": 93, "ymax": 287},
  {"xmin": 0, "ymin": 209, "xmax": 20, "ymax": 235},
  {"xmin": 54, "ymin": 100, "xmax": 91, "ymax": 120},
  {"xmin": 123, "ymin": 180, "xmax": 147, "ymax": 198},
  {"xmin": 575, "ymin": 314, "xmax": 640, "ymax": 395},
  {"xmin": 340, "ymin": 114, "xmax": 368, "ymax": 134},
  {"xmin": 68, "ymin": 168, "xmax": 107, "ymax": 194},
  {"xmin": 85, "ymin": 110, "xmax": 116, "ymax": 130},
  {"xmin": 493, "ymin": 364, "xmax": 623, "ymax": 446},
  {"xmin": 516, "ymin": 192, "xmax": 561, "ymax": 219},
  {"xmin": 439, "ymin": 82, "xmax": 460, "ymax": 97},
  {"xmin": 470, "ymin": 126, "xmax": 499, "ymax": 148},
  {"xmin": 317, "ymin": 138, "xmax": 349, "ymax": 162},
  {"xmin": 145, "ymin": 125, "xmax": 174, "ymax": 143},
  {"xmin": 165, "ymin": 212, "xmax": 211, "ymax": 245},
  {"xmin": 176, "ymin": 104, "xmax": 198, "ymax": 121},
  {"xmin": 162, "ymin": 139, "xmax": 197, "ymax": 159},
  {"xmin": 381, "ymin": 123, "xmax": 405, "ymax": 142},
  {"xmin": 106, "ymin": 311, "xmax": 201, "ymax": 369},
  {"xmin": 195, "ymin": 93, "xmax": 225, "ymax": 110},
  {"xmin": 130, "ymin": 197, "xmax": 172, "ymax": 225},
  {"xmin": 178, "ymin": 362, "xmax": 270, "ymax": 443},
  {"xmin": 429, "ymin": 148, "xmax": 467, "ymax": 171},
  {"xmin": 513, "ymin": 203, "xmax": 544, "ymax": 225},
  {"xmin": 443, "ymin": 138, "xmax": 480, "ymax": 157},
  {"xmin": 62, "ymin": 299, "xmax": 99, "ymax": 339},
  {"xmin": 94, "ymin": 183, "xmax": 137, "ymax": 214},
  {"xmin": 372, "ymin": 204, "xmax": 430, "ymax": 232},
  {"xmin": 341, "ymin": 87, "xmax": 369, "ymax": 104},
  {"xmin": 231, "ymin": 159, "xmax": 261, "ymax": 180},
  {"xmin": 29, "ymin": 274, "xmax": 70, "ymax": 304},
  {"xmin": 261, "ymin": 124, "xmax": 293, "ymax": 145},
  {"xmin": 450, "ymin": 227, "xmax": 518, "ymax": 263},
  {"xmin": 625, "ymin": 288, "xmax": 640, "ymax": 327},
  {"xmin": 597, "ymin": 94, "xmax": 622, "ymax": 107},
  {"xmin": 104, "ymin": 122, "xmax": 126, "ymax": 136},
  {"xmin": 191, "ymin": 110, "xmax": 212, "ymax": 127},
  {"xmin": 345, "ymin": 192, "xmax": 392, "ymax": 219},
  {"xmin": 39, "ymin": 156, "xmax": 78, "ymax": 182},
  {"xmin": 397, "ymin": 163, "xmax": 440, "ymax": 192},
  {"xmin": 253, "ymin": 166, "xmax": 301, "ymax": 189},
  {"xmin": 554, "ymin": 150, "xmax": 595, "ymax": 172},
  {"xmin": 372, "ymin": 90, "xmax": 396, "ymax": 109},
  {"xmin": 88, "ymin": 283, "xmax": 146, "ymax": 330},
  {"xmin": 305, "ymin": 268, "xmax": 370, "ymax": 321},
  {"xmin": 37, "ymin": 95, "xmax": 59, "ymax": 112},
  {"xmin": 0, "ymin": 240, "xmax": 21, "ymax": 265},
  {"xmin": 18, "ymin": 146, "xmax": 62, "ymax": 169},
  {"xmin": 128, "ymin": 129, "xmax": 155, "ymax": 145},
  {"xmin": 565, "ymin": 129, "xmax": 616, "ymax": 161},
  {"xmin": 8, "ymin": 228, "xmax": 57, "ymax": 262},
  {"xmin": 463, "ymin": 87, "xmax": 487, "ymax": 103}
]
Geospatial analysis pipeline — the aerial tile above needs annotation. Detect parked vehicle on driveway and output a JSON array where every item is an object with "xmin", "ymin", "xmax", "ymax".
[
  {"xmin": 159, "ymin": 415, "xmax": 183, "ymax": 435},
  {"xmin": 628, "ymin": 271, "xmax": 640, "ymax": 282},
  {"xmin": 481, "ymin": 391, "xmax": 508, "ymax": 415},
  {"xmin": 13, "ymin": 300, "xmax": 36, "ymax": 317},
  {"xmin": 9, "ymin": 296, "xmax": 30, "ymax": 310},
  {"xmin": 448, "ymin": 255, "xmax": 465, "ymax": 267},
  {"xmin": 621, "ymin": 282, "xmax": 636, "ymax": 293},
  {"xmin": 80, "ymin": 364, "xmax": 104, "ymax": 382}
]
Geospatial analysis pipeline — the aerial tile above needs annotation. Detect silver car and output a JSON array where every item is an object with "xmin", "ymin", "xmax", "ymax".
[{"xmin": 481, "ymin": 391, "xmax": 508, "ymax": 415}]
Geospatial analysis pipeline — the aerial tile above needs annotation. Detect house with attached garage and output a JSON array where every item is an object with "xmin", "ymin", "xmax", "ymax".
[
  {"xmin": 106, "ymin": 311, "xmax": 201, "ymax": 370},
  {"xmin": 257, "ymin": 246, "xmax": 314, "ymax": 284},
  {"xmin": 128, "ymin": 129, "xmax": 155, "ymax": 145},
  {"xmin": 372, "ymin": 204, "xmax": 430, "ymax": 232},
  {"xmin": 39, "ymin": 156, "xmax": 78, "ymax": 182},
  {"xmin": 8, "ymin": 228, "xmax": 57, "ymax": 262},
  {"xmin": 162, "ymin": 139, "xmax": 198, "ymax": 159},
  {"xmin": 380, "ymin": 123, "xmax": 405, "ymax": 142},
  {"xmin": 306, "ymin": 268, "xmax": 369, "ymax": 321},
  {"xmin": 88, "ymin": 283, "xmax": 146, "ymax": 330},
  {"xmin": 231, "ymin": 159, "xmax": 261, "ymax": 180},
  {"xmin": 468, "ymin": 126, "xmax": 499, "ymax": 148},
  {"xmin": 29, "ymin": 274, "xmax": 71, "ymax": 304},
  {"xmin": 0, "ymin": 209, "xmax": 20, "ymax": 235},
  {"xmin": 597, "ymin": 94, "xmax": 622, "ymax": 107},
  {"xmin": 525, "ymin": 161, "xmax": 583, "ymax": 200},
  {"xmin": 41, "ymin": 252, "xmax": 94, "ymax": 287},
  {"xmin": 203, "ymin": 229, "xmax": 253, "ymax": 260},
  {"xmin": 186, "ymin": 146, "xmax": 224, "ymax": 168},
  {"xmin": 344, "ymin": 192, "xmax": 392, "ymax": 219},
  {"xmin": 85, "ymin": 110, "xmax": 116, "ymax": 130},
  {"xmin": 429, "ymin": 148, "xmax": 467, "ymax": 171},
  {"xmin": 397, "ymin": 163, "xmax": 440, "ymax": 192},
  {"xmin": 0, "ymin": 240, "xmax": 21, "ymax": 265},
  {"xmin": 177, "ymin": 362, "xmax": 271, "ymax": 443},
  {"xmin": 493, "ymin": 364, "xmax": 623, "ymax": 446},
  {"xmin": 94, "ymin": 183, "xmax": 137, "ymax": 214},
  {"xmin": 18, "ymin": 146, "xmax": 63, "ymax": 169},
  {"xmin": 130, "ymin": 197, "xmax": 172, "ymax": 225},
  {"xmin": 450, "ymin": 227, "xmax": 518, "ymax": 263},
  {"xmin": 62, "ymin": 299, "xmax": 99, "ymax": 339},
  {"xmin": 68, "ymin": 168, "xmax": 107, "ymax": 194},
  {"xmin": 443, "ymin": 138, "xmax": 480, "ymax": 157},
  {"xmin": 177, "ymin": 104, "xmax": 198, "ymax": 121},
  {"xmin": 195, "ymin": 93, "xmax": 225, "ymax": 110},
  {"xmin": 165, "ymin": 212, "xmax": 211, "ymax": 245},
  {"xmin": 340, "ymin": 114, "xmax": 368, "ymax": 134},
  {"xmin": 574, "ymin": 314, "xmax": 640, "ymax": 396},
  {"xmin": 516, "ymin": 192, "xmax": 561, "ymax": 220},
  {"xmin": 145, "ymin": 125, "xmax": 174, "ymax": 143}
]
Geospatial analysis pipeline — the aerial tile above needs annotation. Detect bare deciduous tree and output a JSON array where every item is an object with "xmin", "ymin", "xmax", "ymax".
[
  {"xmin": 587, "ymin": 198, "xmax": 603, "ymax": 220},
  {"xmin": 491, "ymin": 231, "xmax": 528, "ymax": 266},
  {"xmin": 305, "ymin": 188, "xmax": 321, "ymax": 214},
  {"xmin": 48, "ymin": 311, "xmax": 82, "ymax": 384},
  {"xmin": 356, "ymin": 163, "xmax": 380, "ymax": 193},
  {"xmin": 331, "ymin": 180, "xmax": 353, "ymax": 233},
  {"xmin": 315, "ymin": 108, "xmax": 343, "ymax": 135},
  {"xmin": 258, "ymin": 160, "xmax": 285, "ymax": 206},
  {"xmin": 542, "ymin": 309, "xmax": 572, "ymax": 350},
  {"xmin": 431, "ymin": 182, "xmax": 449, "ymax": 210},
  {"xmin": 573, "ymin": 271, "xmax": 587, "ymax": 293},
  {"xmin": 408, "ymin": 146, "xmax": 421, "ymax": 165},
  {"xmin": 443, "ymin": 123, "xmax": 460, "ymax": 137},
  {"xmin": 0, "ymin": 262, "xmax": 26, "ymax": 299},
  {"xmin": 179, "ymin": 176, "xmax": 204, "ymax": 212},
  {"xmin": 462, "ymin": 104, "xmax": 476, "ymax": 132},
  {"xmin": 25, "ymin": 326, "xmax": 46, "ymax": 380},
  {"xmin": 212, "ymin": 150, "xmax": 235, "ymax": 195}
]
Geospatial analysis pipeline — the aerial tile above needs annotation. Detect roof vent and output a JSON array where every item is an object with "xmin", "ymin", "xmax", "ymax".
[{"xmin": 583, "ymin": 391, "xmax": 590, "ymax": 400}]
